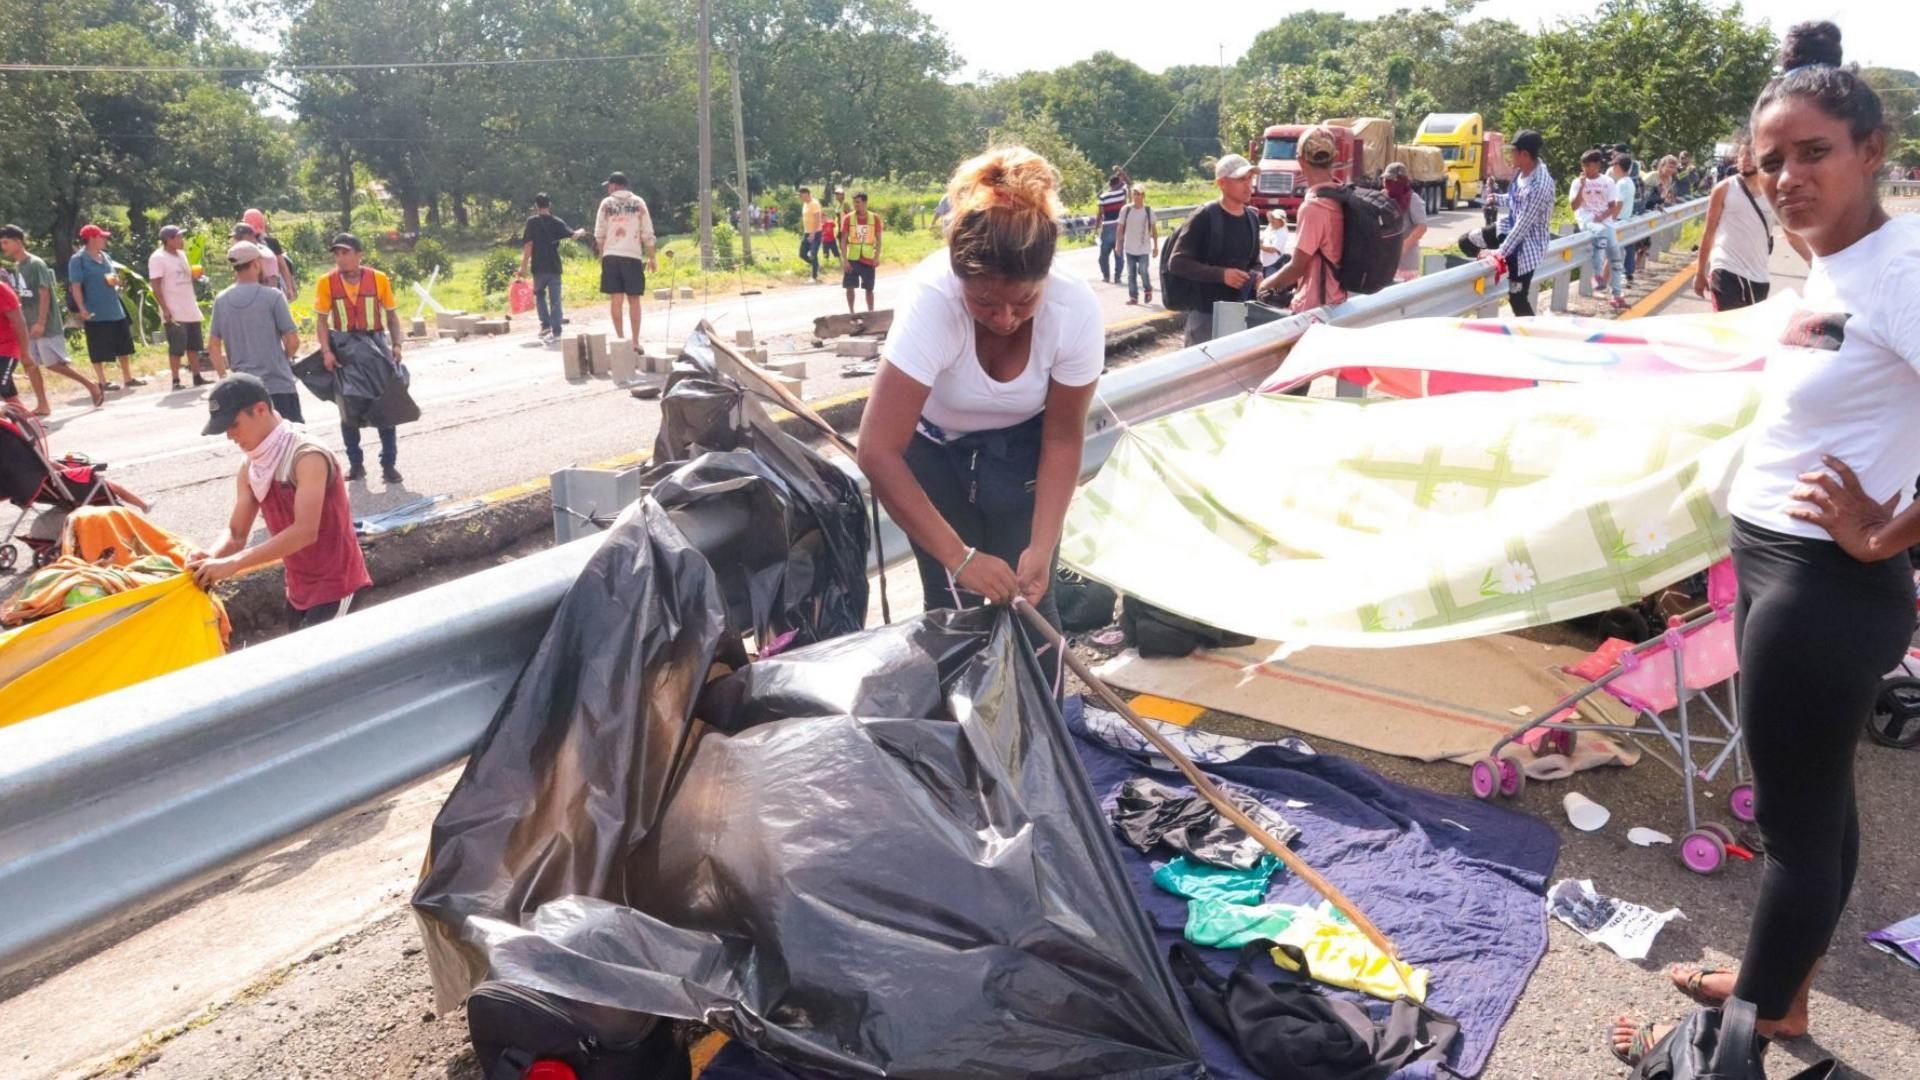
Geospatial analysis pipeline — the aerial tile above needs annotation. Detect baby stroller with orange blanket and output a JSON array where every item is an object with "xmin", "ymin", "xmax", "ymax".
[
  {"xmin": 0, "ymin": 404, "xmax": 140, "ymax": 572},
  {"xmin": 1470, "ymin": 560, "xmax": 1752, "ymax": 874}
]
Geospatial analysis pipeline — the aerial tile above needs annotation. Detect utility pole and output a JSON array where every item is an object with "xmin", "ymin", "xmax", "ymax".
[
  {"xmin": 730, "ymin": 49, "xmax": 753, "ymax": 263},
  {"xmin": 697, "ymin": 0, "xmax": 714, "ymax": 269}
]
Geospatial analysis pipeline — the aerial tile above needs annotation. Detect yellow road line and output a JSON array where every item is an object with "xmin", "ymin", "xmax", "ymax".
[{"xmin": 1621, "ymin": 257, "xmax": 1699, "ymax": 320}]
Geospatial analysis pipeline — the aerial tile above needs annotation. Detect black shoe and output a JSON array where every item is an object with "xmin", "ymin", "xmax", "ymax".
[
  {"xmin": 346, "ymin": 463, "xmax": 367, "ymax": 482},
  {"xmin": 171, "ymin": 377, "xmax": 184, "ymax": 391},
  {"xmin": 381, "ymin": 466, "xmax": 403, "ymax": 484},
  {"xmin": 193, "ymin": 373, "xmax": 210, "ymax": 386}
]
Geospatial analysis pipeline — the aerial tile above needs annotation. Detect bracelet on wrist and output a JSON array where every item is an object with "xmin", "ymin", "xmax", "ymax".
[{"xmin": 952, "ymin": 546, "xmax": 978, "ymax": 578}]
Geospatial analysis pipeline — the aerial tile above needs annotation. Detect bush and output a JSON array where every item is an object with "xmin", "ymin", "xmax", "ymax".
[
  {"xmin": 411, "ymin": 235, "xmax": 453, "ymax": 279},
  {"xmin": 285, "ymin": 219, "xmax": 331, "ymax": 262},
  {"xmin": 479, "ymin": 247, "xmax": 519, "ymax": 294},
  {"xmin": 375, "ymin": 251, "xmax": 422, "ymax": 286},
  {"xmin": 713, "ymin": 222, "xmax": 737, "ymax": 265}
]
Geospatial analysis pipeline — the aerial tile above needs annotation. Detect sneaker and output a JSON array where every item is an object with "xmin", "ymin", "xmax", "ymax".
[
  {"xmin": 192, "ymin": 373, "xmax": 210, "ymax": 387},
  {"xmin": 1609, "ymin": 296, "xmax": 1629, "ymax": 311},
  {"xmin": 1125, "ymin": 297, "xmax": 1138, "ymax": 305},
  {"xmin": 345, "ymin": 463, "xmax": 367, "ymax": 482},
  {"xmin": 171, "ymin": 377, "xmax": 184, "ymax": 391},
  {"xmin": 1144, "ymin": 291, "xmax": 1154, "ymax": 305},
  {"xmin": 381, "ymin": 466, "xmax": 403, "ymax": 484},
  {"xmin": 1590, "ymin": 275, "xmax": 1607, "ymax": 292}
]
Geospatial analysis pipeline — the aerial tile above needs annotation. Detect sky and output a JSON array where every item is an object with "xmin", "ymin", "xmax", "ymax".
[{"xmin": 917, "ymin": 0, "xmax": 1920, "ymax": 82}]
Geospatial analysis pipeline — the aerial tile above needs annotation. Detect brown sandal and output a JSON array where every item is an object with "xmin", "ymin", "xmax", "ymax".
[{"xmin": 1667, "ymin": 964, "xmax": 1730, "ymax": 1007}]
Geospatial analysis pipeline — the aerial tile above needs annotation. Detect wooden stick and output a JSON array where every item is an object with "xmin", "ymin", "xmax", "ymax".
[
  {"xmin": 703, "ymin": 320, "xmax": 853, "ymax": 457},
  {"xmin": 1011, "ymin": 597, "xmax": 1415, "ymax": 991}
]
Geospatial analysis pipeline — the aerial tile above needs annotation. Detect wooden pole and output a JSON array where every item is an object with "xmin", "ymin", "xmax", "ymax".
[
  {"xmin": 696, "ymin": 0, "xmax": 714, "ymax": 270},
  {"xmin": 1010, "ymin": 596, "xmax": 1413, "ymax": 989},
  {"xmin": 729, "ymin": 49, "xmax": 753, "ymax": 264}
]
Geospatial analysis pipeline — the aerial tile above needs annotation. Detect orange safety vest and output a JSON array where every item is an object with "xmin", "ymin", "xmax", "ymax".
[{"xmin": 327, "ymin": 269, "xmax": 385, "ymax": 332}]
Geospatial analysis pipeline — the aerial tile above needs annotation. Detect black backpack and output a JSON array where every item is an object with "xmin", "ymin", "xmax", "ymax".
[
  {"xmin": 1320, "ymin": 185, "xmax": 1405, "ymax": 297},
  {"xmin": 466, "ymin": 980, "xmax": 690, "ymax": 1080},
  {"xmin": 1631, "ymin": 998, "xmax": 1834, "ymax": 1080},
  {"xmin": 1161, "ymin": 203, "xmax": 1260, "ymax": 313}
]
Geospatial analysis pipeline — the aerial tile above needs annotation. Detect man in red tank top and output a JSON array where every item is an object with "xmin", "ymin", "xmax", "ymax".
[{"xmin": 190, "ymin": 374, "xmax": 371, "ymax": 627}]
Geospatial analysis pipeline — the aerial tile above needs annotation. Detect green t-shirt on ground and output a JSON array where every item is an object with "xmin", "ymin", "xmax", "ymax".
[{"xmin": 9, "ymin": 255, "xmax": 63, "ymax": 338}]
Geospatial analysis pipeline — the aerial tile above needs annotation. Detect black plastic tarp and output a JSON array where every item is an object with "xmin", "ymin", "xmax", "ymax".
[{"xmin": 412, "ymin": 501, "xmax": 1203, "ymax": 1075}]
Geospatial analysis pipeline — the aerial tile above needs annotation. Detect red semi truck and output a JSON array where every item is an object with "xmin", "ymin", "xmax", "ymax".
[{"xmin": 1247, "ymin": 117, "xmax": 1447, "ymax": 217}]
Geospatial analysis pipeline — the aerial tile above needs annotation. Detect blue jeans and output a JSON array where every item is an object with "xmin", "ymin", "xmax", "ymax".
[
  {"xmin": 1125, "ymin": 253, "xmax": 1152, "ymax": 300},
  {"xmin": 1584, "ymin": 224, "xmax": 1624, "ymax": 298},
  {"xmin": 799, "ymin": 232, "xmax": 821, "ymax": 278},
  {"xmin": 533, "ymin": 272, "xmax": 563, "ymax": 335},
  {"xmin": 342, "ymin": 421, "xmax": 397, "ymax": 471},
  {"xmin": 1098, "ymin": 223, "xmax": 1118, "ymax": 282}
]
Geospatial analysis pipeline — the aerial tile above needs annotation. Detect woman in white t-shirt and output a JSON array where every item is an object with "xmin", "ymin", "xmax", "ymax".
[
  {"xmin": 855, "ymin": 146, "xmax": 1103, "ymax": 636},
  {"xmin": 1612, "ymin": 21, "xmax": 1920, "ymax": 1068},
  {"xmin": 1692, "ymin": 130, "xmax": 1814, "ymax": 310}
]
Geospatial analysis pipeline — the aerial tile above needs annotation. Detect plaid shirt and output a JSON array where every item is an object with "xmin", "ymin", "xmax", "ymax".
[{"xmin": 1496, "ymin": 163, "xmax": 1554, "ymax": 276}]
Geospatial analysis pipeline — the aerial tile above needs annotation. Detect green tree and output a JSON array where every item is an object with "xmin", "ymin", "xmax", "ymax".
[
  {"xmin": 1503, "ymin": 0, "xmax": 1774, "ymax": 179},
  {"xmin": 1220, "ymin": 62, "xmax": 1388, "ymax": 153},
  {"xmin": 1240, "ymin": 11, "xmax": 1358, "ymax": 72},
  {"xmin": 1026, "ymin": 53, "xmax": 1185, "ymax": 180},
  {"xmin": 1860, "ymin": 68, "xmax": 1920, "ymax": 141},
  {"xmin": 1163, "ymin": 64, "xmax": 1227, "ymax": 173}
]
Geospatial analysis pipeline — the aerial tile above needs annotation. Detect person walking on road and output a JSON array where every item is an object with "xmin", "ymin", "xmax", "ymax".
[
  {"xmin": 191, "ymin": 373, "xmax": 371, "ymax": 629},
  {"xmin": 1693, "ymin": 130, "xmax": 1812, "ymax": 311},
  {"xmin": 1114, "ymin": 184, "xmax": 1158, "ymax": 305},
  {"xmin": 149, "ymin": 225, "xmax": 208, "ymax": 390},
  {"xmin": 1166, "ymin": 154, "xmax": 1263, "ymax": 346},
  {"xmin": 593, "ymin": 171, "xmax": 658, "ymax": 344},
  {"xmin": 0, "ymin": 225, "xmax": 101, "ymax": 414},
  {"xmin": 1476, "ymin": 129, "xmax": 1552, "ymax": 317},
  {"xmin": 840, "ymin": 191, "xmax": 883, "ymax": 315},
  {"xmin": 314, "ymin": 233, "xmax": 404, "ymax": 484},
  {"xmin": 1095, "ymin": 168, "xmax": 1131, "ymax": 284},
  {"xmin": 1610, "ymin": 21, "xmax": 1920, "ymax": 1067},
  {"xmin": 855, "ymin": 145, "xmax": 1102, "ymax": 670},
  {"xmin": 798, "ymin": 186, "xmax": 825, "ymax": 282},
  {"xmin": 68, "ymin": 224, "xmax": 144, "ymax": 392},
  {"xmin": 210, "ymin": 241, "xmax": 306, "ymax": 420},
  {"xmin": 518, "ymin": 193, "xmax": 572, "ymax": 341}
]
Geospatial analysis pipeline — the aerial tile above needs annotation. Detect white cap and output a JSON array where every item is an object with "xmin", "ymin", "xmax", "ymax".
[
  {"xmin": 227, "ymin": 240, "xmax": 265, "ymax": 265},
  {"xmin": 1214, "ymin": 154, "xmax": 1256, "ymax": 181}
]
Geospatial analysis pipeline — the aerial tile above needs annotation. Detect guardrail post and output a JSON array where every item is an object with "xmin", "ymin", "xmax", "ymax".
[
  {"xmin": 1564, "ymin": 224, "xmax": 1593, "ymax": 301},
  {"xmin": 1422, "ymin": 253, "xmax": 1445, "ymax": 279}
]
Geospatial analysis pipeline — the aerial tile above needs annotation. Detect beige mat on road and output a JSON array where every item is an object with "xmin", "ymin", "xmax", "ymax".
[{"xmin": 1094, "ymin": 633, "xmax": 1641, "ymax": 768}]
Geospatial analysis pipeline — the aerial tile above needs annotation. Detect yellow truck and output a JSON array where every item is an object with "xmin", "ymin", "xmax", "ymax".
[{"xmin": 1413, "ymin": 113, "xmax": 1515, "ymax": 210}]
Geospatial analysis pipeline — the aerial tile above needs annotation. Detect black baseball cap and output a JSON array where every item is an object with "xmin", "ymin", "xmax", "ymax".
[
  {"xmin": 329, "ymin": 232, "xmax": 363, "ymax": 252},
  {"xmin": 605, "ymin": 171, "xmax": 628, "ymax": 187},
  {"xmin": 1512, "ymin": 130, "xmax": 1545, "ymax": 158},
  {"xmin": 202, "ymin": 373, "xmax": 272, "ymax": 435}
]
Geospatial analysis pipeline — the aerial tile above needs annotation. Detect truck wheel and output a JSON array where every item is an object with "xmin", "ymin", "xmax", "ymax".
[{"xmin": 1443, "ymin": 184, "xmax": 1457, "ymax": 212}]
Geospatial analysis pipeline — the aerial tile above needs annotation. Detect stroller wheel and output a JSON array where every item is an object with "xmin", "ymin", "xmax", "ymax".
[
  {"xmin": 1698, "ymin": 822, "xmax": 1736, "ymax": 848},
  {"xmin": 1470, "ymin": 757, "xmax": 1501, "ymax": 800},
  {"xmin": 1499, "ymin": 757, "xmax": 1526, "ymax": 797},
  {"xmin": 1681, "ymin": 830, "xmax": 1726, "ymax": 874},
  {"xmin": 1539, "ymin": 728, "xmax": 1576, "ymax": 758},
  {"xmin": 0, "ymin": 542, "xmax": 15, "ymax": 572},
  {"xmin": 1728, "ymin": 784, "xmax": 1757, "ymax": 823},
  {"xmin": 1868, "ymin": 677, "xmax": 1920, "ymax": 749}
]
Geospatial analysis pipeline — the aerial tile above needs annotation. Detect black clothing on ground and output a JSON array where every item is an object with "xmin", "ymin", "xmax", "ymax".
[
  {"xmin": 1168, "ymin": 201, "xmax": 1264, "ymax": 310},
  {"xmin": 1730, "ymin": 517, "xmax": 1915, "ymax": 1018},
  {"xmin": 521, "ymin": 213, "xmax": 572, "ymax": 277}
]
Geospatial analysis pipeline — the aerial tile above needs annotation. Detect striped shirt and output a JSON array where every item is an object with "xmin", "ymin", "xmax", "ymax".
[
  {"xmin": 1496, "ymin": 163, "xmax": 1554, "ymax": 276},
  {"xmin": 1097, "ymin": 186, "xmax": 1128, "ymax": 225}
]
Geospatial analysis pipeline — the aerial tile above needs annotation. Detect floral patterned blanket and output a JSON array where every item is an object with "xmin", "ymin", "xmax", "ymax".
[{"xmin": 1061, "ymin": 372, "xmax": 1762, "ymax": 647}]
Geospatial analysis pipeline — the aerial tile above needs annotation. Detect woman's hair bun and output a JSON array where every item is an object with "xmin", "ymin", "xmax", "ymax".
[
  {"xmin": 946, "ymin": 146, "xmax": 1064, "ymax": 223},
  {"xmin": 942, "ymin": 146, "xmax": 1065, "ymax": 281},
  {"xmin": 1778, "ymin": 21, "xmax": 1842, "ymax": 70}
]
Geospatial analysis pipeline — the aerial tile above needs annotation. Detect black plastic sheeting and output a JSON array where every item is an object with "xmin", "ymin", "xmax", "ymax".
[
  {"xmin": 412, "ymin": 506, "xmax": 1204, "ymax": 1074},
  {"xmin": 647, "ymin": 328, "xmax": 868, "ymax": 649}
]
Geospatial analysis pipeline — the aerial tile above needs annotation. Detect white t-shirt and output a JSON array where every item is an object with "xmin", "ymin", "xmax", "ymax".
[
  {"xmin": 1708, "ymin": 176, "xmax": 1778, "ymax": 284},
  {"xmin": 1260, "ymin": 224, "xmax": 1291, "ymax": 268},
  {"xmin": 147, "ymin": 248, "xmax": 202, "ymax": 323},
  {"xmin": 1570, "ymin": 174, "xmax": 1617, "ymax": 227},
  {"xmin": 1613, "ymin": 175, "xmax": 1637, "ymax": 218},
  {"xmin": 1728, "ymin": 215, "xmax": 1920, "ymax": 538},
  {"xmin": 884, "ymin": 252, "xmax": 1104, "ymax": 435}
]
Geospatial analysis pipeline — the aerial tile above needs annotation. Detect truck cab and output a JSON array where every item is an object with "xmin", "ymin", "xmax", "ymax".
[
  {"xmin": 1414, "ymin": 113, "xmax": 1513, "ymax": 209},
  {"xmin": 1248, "ymin": 124, "xmax": 1358, "ymax": 216}
]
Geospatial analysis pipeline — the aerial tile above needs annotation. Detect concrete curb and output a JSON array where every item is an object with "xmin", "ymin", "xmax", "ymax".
[{"xmin": 215, "ymin": 310, "xmax": 1186, "ymax": 640}]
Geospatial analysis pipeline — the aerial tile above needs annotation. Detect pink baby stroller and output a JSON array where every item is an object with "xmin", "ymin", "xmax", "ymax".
[{"xmin": 1470, "ymin": 560, "xmax": 1752, "ymax": 874}]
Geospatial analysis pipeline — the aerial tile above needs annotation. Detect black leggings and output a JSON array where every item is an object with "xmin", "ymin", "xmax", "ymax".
[
  {"xmin": 1730, "ymin": 519, "xmax": 1913, "ymax": 1017},
  {"xmin": 902, "ymin": 418, "xmax": 1064, "ymax": 674}
]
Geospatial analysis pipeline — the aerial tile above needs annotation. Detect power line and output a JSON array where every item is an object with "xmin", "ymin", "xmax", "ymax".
[{"xmin": 0, "ymin": 51, "xmax": 677, "ymax": 75}]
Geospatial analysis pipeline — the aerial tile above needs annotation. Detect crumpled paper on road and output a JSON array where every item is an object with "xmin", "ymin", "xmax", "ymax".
[{"xmin": 1548, "ymin": 878, "xmax": 1684, "ymax": 960}]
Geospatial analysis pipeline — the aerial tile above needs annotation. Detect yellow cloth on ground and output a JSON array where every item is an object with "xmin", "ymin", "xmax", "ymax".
[{"xmin": 1187, "ymin": 897, "xmax": 1430, "ymax": 1003}]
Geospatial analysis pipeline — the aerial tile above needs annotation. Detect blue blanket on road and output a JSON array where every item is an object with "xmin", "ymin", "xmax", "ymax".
[{"xmin": 1072, "ymin": 716, "xmax": 1560, "ymax": 1079}]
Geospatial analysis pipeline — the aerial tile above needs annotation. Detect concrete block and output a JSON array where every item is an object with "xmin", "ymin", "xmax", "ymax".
[
  {"xmin": 607, "ymin": 339, "xmax": 640, "ymax": 383},
  {"xmin": 452, "ymin": 315, "xmax": 482, "ymax": 338},
  {"xmin": 437, "ymin": 329, "xmax": 460, "ymax": 341},
  {"xmin": 677, "ymin": 286, "xmax": 694, "ymax": 299},
  {"xmin": 476, "ymin": 318, "xmax": 510, "ymax": 335},
  {"xmin": 835, "ymin": 338, "xmax": 881, "ymax": 358},
  {"xmin": 584, "ymin": 333, "xmax": 609, "ymax": 377},
  {"xmin": 653, "ymin": 288, "xmax": 672, "ymax": 301},
  {"xmin": 745, "ymin": 347, "xmax": 769, "ymax": 364},
  {"xmin": 642, "ymin": 350, "xmax": 674, "ymax": 375},
  {"xmin": 734, "ymin": 328, "xmax": 756, "ymax": 347},
  {"xmin": 769, "ymin": 358, "xmax": 808, "ymax": 381},
  {"xmin": 410, "ymin": 317, "xmax": 428, "ymax": 337},
  {"xmin": 772, "ymin": 374, "xmax": 804, "ymax": 399},
  {"xmin": 434, "ymin": 310, "xmax": 468, "ymax": 331},
  {"xmin": 560, "ymin": 336, "xmax": 588, "ymax": 380}
]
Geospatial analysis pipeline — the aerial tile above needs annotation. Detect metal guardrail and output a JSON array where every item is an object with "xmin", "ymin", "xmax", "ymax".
[
  {"xmin": 1887, "ymin": 179, "xmax": 1920, "ymax": 199},
  {"xmin": 0, "ymin": 195, "xmax": 1708, "ymax": 975}
]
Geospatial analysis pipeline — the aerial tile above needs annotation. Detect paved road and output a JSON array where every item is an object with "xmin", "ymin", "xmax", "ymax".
[{"xmin": 12, "ymin": 205, "xmax": 1488, "ymax": 557}]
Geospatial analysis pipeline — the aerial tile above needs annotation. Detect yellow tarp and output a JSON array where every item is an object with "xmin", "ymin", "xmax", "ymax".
[{"xmin": 0, "ymin": 572, "xmax": 227, "ymax": 728}]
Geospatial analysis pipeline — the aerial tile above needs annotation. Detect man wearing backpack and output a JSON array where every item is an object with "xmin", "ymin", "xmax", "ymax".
[
  {"xmin": 1165, "ymin": 155, "xmax": 1264, "ymax": 346},
  {"xmin": 1258, "ymin": 127, "xmax": 1346, "ymax": 313}
]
